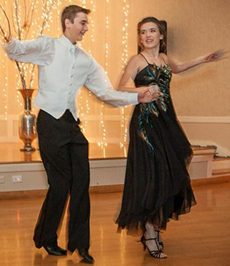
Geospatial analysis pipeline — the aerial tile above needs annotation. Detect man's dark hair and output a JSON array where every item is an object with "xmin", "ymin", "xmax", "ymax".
[{"xmin": 61, "ymin": 5, "xmax": 91, "ymax": 32}]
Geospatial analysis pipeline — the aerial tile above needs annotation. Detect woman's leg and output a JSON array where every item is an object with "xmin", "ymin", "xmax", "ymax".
[{"xmin": 142, "ymin": 222, "xmax": 167, "ymax": 259}]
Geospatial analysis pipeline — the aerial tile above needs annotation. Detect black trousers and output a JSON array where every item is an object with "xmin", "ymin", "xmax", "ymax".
[{"xmin": 33, "ymin": 110, "xmax": 90, "ymax": 252}]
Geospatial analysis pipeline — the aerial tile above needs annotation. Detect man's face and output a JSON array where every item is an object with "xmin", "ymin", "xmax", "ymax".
[{"xmin": 65, "ymin": 12, "xmax": 89, "ymax": 43}]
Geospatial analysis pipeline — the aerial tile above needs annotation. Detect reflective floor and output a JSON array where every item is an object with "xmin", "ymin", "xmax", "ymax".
[
  {"xmin": 0, "ymin": 142, "xmax": 216, "ymax": 163},
  {"xmin": 0, "ymin": 182, "xmax": 230, "ymax": 266},
  {"xmin": 0, "ymin": 142, "xmax": 128, "ymax": 163}
]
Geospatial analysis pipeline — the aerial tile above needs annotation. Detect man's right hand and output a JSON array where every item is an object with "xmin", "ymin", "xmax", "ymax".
[{"xmin": 137, "ymin": 87, "xmax": 162, "ymax": 103}]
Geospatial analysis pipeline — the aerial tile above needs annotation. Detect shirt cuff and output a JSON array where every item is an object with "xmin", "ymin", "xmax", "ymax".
[{"xmin": 128, "ymin": 92, "xmax": 139, "ymax": 105}]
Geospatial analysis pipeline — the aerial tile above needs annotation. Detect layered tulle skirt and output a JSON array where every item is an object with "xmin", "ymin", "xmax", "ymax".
[{"xmin": 116, "ymin": 102, "xmax": 196, "ymax": 234}]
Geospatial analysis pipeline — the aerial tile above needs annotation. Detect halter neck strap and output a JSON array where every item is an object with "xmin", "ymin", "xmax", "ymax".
[
  {"xmin": 140, "ymin": 53, "xmax": 150, "ymax": 64},
  {"xmin": 140, "ymin": 53, "xmax": 167, "ymax": 66}
]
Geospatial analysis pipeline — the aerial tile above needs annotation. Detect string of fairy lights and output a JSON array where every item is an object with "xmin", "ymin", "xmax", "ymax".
[
  {"xmin": 77, "ymin": 0, "xmax": 95, "ymax": 136},
  {"xmin": 1, "ymin": 1, "xmax": 8, "ymax": 119},
  {"xmin": 98, "ymin": 0, "xmax": 109, "ymax": 149},
  {"xmin": 1, "ymin": 54, "xmax": 8, "ymax": 118},
  {"xmin": 120, "ymin": 0, "xmax": 129, "ymax": 152},
  {"xmin": 0, "ymin": 0, "xmax": 130, "ymax": 149}
]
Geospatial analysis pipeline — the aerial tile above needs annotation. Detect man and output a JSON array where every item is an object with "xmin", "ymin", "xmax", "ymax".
[{"xmin": 1, "ymin": 5, "xmax": 160, "ymax": 264}]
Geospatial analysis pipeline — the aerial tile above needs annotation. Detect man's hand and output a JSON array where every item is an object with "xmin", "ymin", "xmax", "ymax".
[{"xmin": 138, "ymin": 86, "xmax": 162, "ymax": 103}]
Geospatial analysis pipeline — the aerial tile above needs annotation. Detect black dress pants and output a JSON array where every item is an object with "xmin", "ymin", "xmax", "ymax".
[{"xmin": 33, "ymin": 110, "xmax": 90, "ymax": 252}]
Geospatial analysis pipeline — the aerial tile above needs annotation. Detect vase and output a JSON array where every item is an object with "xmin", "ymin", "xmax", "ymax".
[{"xmin": 18, "ymin": 89, "xmax": 37, "ymax": 152}]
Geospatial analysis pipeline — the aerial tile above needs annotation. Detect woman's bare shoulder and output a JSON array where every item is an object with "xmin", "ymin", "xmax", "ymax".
[
  {"xmin": 127, "ymin": 54, "xmax": 148, "ymax": 71},
  {"xmin": 160, "ymin": 53, "xmax": 168, "ymax": 64},
  {"xmin": 127, "ymin": 54, "xmax": 143, "ymax": 64}
]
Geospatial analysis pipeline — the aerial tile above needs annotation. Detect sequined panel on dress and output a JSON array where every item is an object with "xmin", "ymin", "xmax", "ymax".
[{"xmin": 136, "ymin": 64, "xmax": 172, "ymax": 151}]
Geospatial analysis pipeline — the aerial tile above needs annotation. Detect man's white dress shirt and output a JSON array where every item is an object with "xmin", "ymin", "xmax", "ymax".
[{"xmin": 2, "ymin": 35, "xmax": 138, "ymax": 120}]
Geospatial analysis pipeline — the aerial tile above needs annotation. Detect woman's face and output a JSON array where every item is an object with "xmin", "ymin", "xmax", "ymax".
[{"xmin": 139, "ymin": 22, "xmax": 163, "ymax": 50}]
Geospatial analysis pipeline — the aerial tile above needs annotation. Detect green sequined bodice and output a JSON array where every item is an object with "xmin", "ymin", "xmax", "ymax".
[{"xmin": 134, "ymin": 64, "xmax": 172, "ymax": 152}]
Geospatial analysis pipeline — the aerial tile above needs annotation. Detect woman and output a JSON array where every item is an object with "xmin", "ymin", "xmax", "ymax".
[{"xmin": 116, "ymin": 16, "xmax": 224, "ymax": 259}]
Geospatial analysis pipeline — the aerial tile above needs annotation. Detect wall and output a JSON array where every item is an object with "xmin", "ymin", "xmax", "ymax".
[{"xmin": 0, "ymin": 0, "xmax": 230, "ymax": 153}]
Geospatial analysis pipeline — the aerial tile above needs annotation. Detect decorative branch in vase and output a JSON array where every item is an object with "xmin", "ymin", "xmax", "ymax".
[{"xmin": 0, "ymin": 0, "xmax": 56, "ymax": 152}]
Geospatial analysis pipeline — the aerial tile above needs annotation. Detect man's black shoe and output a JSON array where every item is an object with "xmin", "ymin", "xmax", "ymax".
[
  {"xmin": 43, "ymin": 245, "xmax": 67, "ymax": 256},
  {"xmin": 78, "ymin": 248, "xmax": 94, "ymax": 264}
]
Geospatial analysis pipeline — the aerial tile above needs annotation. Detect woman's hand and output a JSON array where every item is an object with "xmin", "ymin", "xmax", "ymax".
[
  {"xmin": 200, "ymin": 50, "xmax": 227, "ymax": 63},
  {"xmin": 168, "ymin": 50, "xmax": 228, "ymax": 74},
  {"xmin": 149, "ymin": 84, "xmax": 162, "ymax": 100}
]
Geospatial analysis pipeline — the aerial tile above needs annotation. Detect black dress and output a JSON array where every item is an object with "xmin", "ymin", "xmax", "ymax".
[{"xmin": 116, "ymin": 55, "xmax": 196, "ymax": 234}]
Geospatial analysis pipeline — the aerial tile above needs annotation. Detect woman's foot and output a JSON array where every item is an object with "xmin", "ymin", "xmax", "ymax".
[
  {"xmin": 140, "ymin": 235, "xmax": 167, "ymax": 259},
  {"xmin": 142, "ymin": 223, "xmax": 167, "ymax": 258},
  {"xmin": 155, "ymin": 229, "xmax": 164, "ymax": 248}
]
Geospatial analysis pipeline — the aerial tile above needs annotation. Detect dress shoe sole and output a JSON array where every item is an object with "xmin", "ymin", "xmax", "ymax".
[
  {"xmin": 78, "ymin": 249, "xmax": 94, "ymax": 264},
  {"xmin": 44, "ymin": 246, "xmax": 67, "ymax": 256}
]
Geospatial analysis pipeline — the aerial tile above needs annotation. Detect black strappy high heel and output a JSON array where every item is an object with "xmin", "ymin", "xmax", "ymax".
[
  {"xmin": 155, "ymin": 229, "xmax": 164, "ymax": 248},
  {"xmin": 139, "ymin": 236, "xmax": 167, "ymax": 259}
]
